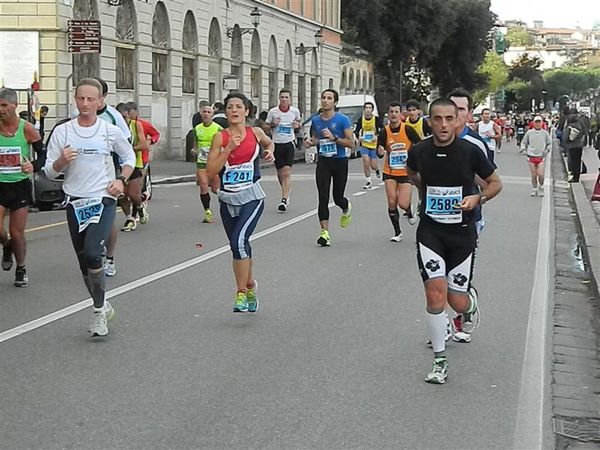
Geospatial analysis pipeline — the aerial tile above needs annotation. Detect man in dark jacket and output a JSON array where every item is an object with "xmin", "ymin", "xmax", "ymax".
[{"xmin": 562, "ymin": 108, "xmax": 588, "ymax": 182}]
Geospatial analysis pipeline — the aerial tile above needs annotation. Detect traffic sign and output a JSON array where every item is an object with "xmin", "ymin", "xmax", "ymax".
[{"xmin": 68, "ymin": 20, "xmax": 101, "ymax": 53}]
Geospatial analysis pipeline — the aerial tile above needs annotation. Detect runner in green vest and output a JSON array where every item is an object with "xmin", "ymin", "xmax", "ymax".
[
  {"xmin": 0, "ymin": 87, "xmax": 43, "ymax": 287},
  {"xmin": 193, "ymin": 101, "xmax": 222, "ymax": 223}
]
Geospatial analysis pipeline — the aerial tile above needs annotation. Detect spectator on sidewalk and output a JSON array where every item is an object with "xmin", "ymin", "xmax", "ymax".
[{"xmin": 562, "ymin": 108, "xmax": 588, "ymax": 183}]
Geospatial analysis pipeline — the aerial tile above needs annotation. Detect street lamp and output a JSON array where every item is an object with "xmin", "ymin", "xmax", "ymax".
[
  {"xmin": 226, "ymin": 7, "xmax": 261, "ymax": 38},
  {"xmin": 295, "ymin": 29, "xmax": 323, "ymax": 55}
]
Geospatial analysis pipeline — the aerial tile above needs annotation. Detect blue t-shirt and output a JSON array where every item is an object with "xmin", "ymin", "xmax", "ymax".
[{"xmin": 311, "ymin": 112, "xmax": 352, "ymax": 159}]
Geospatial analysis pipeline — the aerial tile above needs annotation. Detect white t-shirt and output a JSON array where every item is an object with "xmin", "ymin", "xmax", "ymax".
[
  {"xmin": 477, "ymin": 121, "xmax": 496, "ymax": 152},
  {"xmin": 266, "ymin": 106, "xmax": 301, "ymax": 144},
  {"xmin": 72, "ymin": 104, "xmax": 131, "ymax": 141},
  {"xmin": 44, "ymin": 118, "xmax": 136, "ymax": 199}
]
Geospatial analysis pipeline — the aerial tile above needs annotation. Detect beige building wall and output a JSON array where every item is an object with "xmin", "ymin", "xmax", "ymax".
[{"xmin": 0, "ymin": 0, "xmax": 342, "ymax": 159}]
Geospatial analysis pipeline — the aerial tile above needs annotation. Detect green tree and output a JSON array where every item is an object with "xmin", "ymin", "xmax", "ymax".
[
  {"xmin": 474, "ymin": 51, "xmax": 509, "ymax": 103},
  {"xmin": 544, "ymin": 67, "xmax": 600, "ymax": 102},
  {"xmin": 505, "ymin": 26, "xmax": 534, "ymax": 47},
  {"xmin": 341, "ymin": 0, "xmax": 495, "ymax": 98}
]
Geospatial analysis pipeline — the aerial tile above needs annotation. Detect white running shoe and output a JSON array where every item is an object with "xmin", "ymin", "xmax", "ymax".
[
  {"xmin": 425, "ymin": 357, "xmax": 448, "ymax": 384},
  {"xmin": 538, "ymin": 186, "xmax": 544, "ymax": 197},
  {"xmin": 363, "ymin": 181, "xmax": 372, "ymax": 190},
  {"xmin": 530, "ymin": 189, "xmax": 538, "ymax": 197},
  {"xmin": 89, "ymin": 310, "xmax": 108, "ymax": 337},
  {"xmin": 104, "ymin": 259, "xmax": 116, "ymax": 277},
  {"xmin": 390, "ymin": 233, "xmax": 402, "ymax": 242},
  {"xmin": 451, "ymin": 315, "xmax": 472, "ymax": 343},
  {"xmin": 461, "ymin": 286, "xmax": 480, "ymax": 334}
]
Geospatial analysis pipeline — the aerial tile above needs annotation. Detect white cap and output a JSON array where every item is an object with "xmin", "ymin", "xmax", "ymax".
[{"xmin": 533, "ymin": 115, "xmax": 543, "ymax": 121}]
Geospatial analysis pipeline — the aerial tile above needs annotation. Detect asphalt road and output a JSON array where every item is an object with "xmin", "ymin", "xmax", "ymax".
[{"xmin": 0, "ymin": 140, "xmax": 554, "ymax": 450}]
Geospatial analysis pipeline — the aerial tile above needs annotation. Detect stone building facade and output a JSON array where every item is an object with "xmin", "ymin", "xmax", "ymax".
[{"xmin": 0, "ymin": 0, "xmax": 343, "ymax": 159}]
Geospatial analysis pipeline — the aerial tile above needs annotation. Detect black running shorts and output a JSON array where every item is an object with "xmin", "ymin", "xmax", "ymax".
[
  {"xmin": 416, "ymin": 222, "xmax": 477, "ymax": 293},
  {"xmin": 274, "ymin": 142, "xmax": 296, "ymax": 169},
  {"xmin": 0, "ymin": 179, "xmax": 32, "ymax": 211}
]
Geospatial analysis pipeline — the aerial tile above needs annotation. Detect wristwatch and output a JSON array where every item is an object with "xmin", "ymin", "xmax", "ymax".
[
  {"xmin": 116, "ymin": 175, "xmax": 128, "ymax": 185},
  {"xmin": 479, "ymin": 194, "xmax": 488, "ymax": 205}
]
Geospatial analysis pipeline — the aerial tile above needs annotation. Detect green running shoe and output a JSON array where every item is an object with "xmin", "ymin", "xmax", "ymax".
[
  {"xmin": 247, "ymin": 281, "xmax": 258, "ymax": 313},
  {"xmin": 316, "ymin": 229, "xmax": 331, "ymax": 247},
  {"xmin": 340, "ymin": 202, "xmax": 352, "ymax": 228},
  {"xmin": 233, "ymin": 291, "xmax": 248, "ymax": 313}
]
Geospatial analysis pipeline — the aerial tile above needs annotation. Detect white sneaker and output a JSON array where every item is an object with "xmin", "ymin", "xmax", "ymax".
[
  {"xmin": 363, "ymin": 181, "xmax": 372, "ymax": 190},
  {"xmin": 530, "ymin": 189, "xmax": 538, "ymax": 197},
  {"xmin": 390, "ymin": 233, "xmax": 402, "ymax": 242},
  {"xmin": 104, "ymin": 259, "xmax": 116, "ymax": 277},
  {"xmin": 89, "ymin": 310, "xmax": 108, "ymax": 337},
  {"xmin": 538, "ymin": 186, "xmax": 544, "ymax": 197}
]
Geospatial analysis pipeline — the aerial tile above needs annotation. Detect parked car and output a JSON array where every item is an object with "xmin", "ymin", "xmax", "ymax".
[{"xmin": 32, "ymin": 118, "xmax": 70, "ymax": 211}]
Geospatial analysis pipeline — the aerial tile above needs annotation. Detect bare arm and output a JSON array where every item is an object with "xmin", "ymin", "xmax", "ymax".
[
  {"xmin": 253, "ymin": 127, "xmax": 275, "ymax": 162},
  {"xmin": 206, "ymin": 132, "xmax": 229, "ymax": 179}
]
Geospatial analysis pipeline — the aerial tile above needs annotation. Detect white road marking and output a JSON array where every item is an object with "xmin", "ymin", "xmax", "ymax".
[
  {"xmin": 0, "ymin": 202, "xmax": 334, "ymax": 344},
  {"xmin": 352, "ymin": 191, "xmax": 367, "ymax": 197},
  {"xmin": 512, "ymin": 160, "xmax": 552, "ymax": 449}
]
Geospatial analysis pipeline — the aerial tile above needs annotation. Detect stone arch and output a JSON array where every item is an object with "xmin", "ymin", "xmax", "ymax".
[
  {"xmin": 268, "ymin": 35, "xmax": 278, "ymax": 68},
  {"xmin": 355, "ymin": 70, "xmax": 361, "ymax": 92},
  {"xmin": 311, "ymin": 49, "xmax": 318, "ymax": 75},
  {"xmin": 284, "ymin": 40, "xmax": 293, "ymax": 71},
  {"xmin": 208, "ymin": 18, "xmax": 222, "ymax": 58},
  {"xmin": 115, "ymin": 0, "xmax": 137, "ymax": 91},
  {"xmin": 72, "ymin": 0, "xmax": 99, "ymax": 84},
  {"xmin": 250, "ymin": 31, "xmax": 262, "ymax": 108},
  {"xmin": 283, "ymin": 40, "xmax": 293, "ymax": 93},
  {"xmin": 182, "ymin": 10, "xmax": 197, "ymax": 95},
  {"xmin": 348, "ymin": 68, "xmax": 354, "ymax": 92},
  {"xmin": 152, "ymin": 1, "xmax": 170, "ymax": 48},
  {"xmin": 251, "ymin": 31, "xmax": 261, "ymax": 65},
  {"xmin": 362, "ymin": 70, "xmax": 368, "ymax": 92},
  {"xmin": 182, "ymin": 10, "xmax": 197, "ymax": 52},
  {"xmin": 115, "ymin": 0, "xmax": 137, "ymax": 42},
  {"xmin": 298, "ymin": 49, "xmax": 306, "ymax": 73},
  {"xmin": 230, "ymin": 25, "xmax": 243, "ymax": 88}
]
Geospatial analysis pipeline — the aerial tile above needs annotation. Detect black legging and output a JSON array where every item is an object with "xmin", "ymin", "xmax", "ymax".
[
  {"xmin": 567, "ymin": 147, "xmax": 583, "ymax": 181},
  {"xmin": 66, "ymin": 198, "xmax": 116, "ymax": 308},
  {"xmin": 316, "ymin": 157, "xmax": 349, "ymax": 221}
]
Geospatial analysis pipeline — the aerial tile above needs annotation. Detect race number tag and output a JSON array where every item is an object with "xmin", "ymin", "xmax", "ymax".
[
  {"xmin": 197, "ymin": 147, "xmax": 210, "ymax": 163},
  {"xmin": 0, "ymin": 147, "xmax": 22, "ymax": 174},
  {"xmin": 277, "ymin": 123, "xmax": 293, "ymax": 135},
  {"xmin": 363, "ymin": 131, "xmax": 375, "ymax": 142},
  {"xmin": 425, "ymin": 186, "xmax": 463, "ymax": 224},
  {"xmin": 318, "ymin": 139, "xmax": 337, "ymax": 157},
  {"xmin": 388, "ymin": 142, "xmax": 407, "ymax": 169},
  {"xmin": 71, "ymin": 198, "xmax": 104, "ymax": 233},
  {"xmin": 223, "ymin": 162, "xmax": 254, "ymax": 192}
]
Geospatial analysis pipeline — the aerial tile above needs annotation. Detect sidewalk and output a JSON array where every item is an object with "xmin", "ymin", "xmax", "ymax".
[{"xmin": 552, "ymin": 145, "xmax": 600, "ymax": 449}]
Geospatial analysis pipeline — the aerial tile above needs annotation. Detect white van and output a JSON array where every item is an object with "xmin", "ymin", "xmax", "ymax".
[{"xmin": 337, "ymin": 94, "xmax": 379, "ymax": 158}]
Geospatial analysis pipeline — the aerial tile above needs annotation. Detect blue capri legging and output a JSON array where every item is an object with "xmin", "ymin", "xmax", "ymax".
[{"xmin": 220, "ymin": 199, "xmax": 264, "ymax": 260}]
